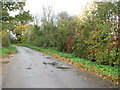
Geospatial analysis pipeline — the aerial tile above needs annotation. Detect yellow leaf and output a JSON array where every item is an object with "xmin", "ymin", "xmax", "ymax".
[
  {"xmin": 75, "ymin": 28, "xmax": 77, "ymax": 32},
  {"xmin": 113, "ymin": 42, "xmax": 116, "ymax": 45}
]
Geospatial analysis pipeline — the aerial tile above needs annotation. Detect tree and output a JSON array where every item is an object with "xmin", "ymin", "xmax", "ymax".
[
  {"xmin": 83, "ymin": 1, "xmax": 119, "ymax": 65},
  {"xmin": 56, "ymin": 12, "xmax": 75, "ymax": 52},
  {"xmin": 1, "ymin": 1, "xmax": 33, "ymax": 45},
  {"xmin": 33, "ymin": 14, "xmax": 41, "ymax": 25},
  {"xmin": 37, "ymin": 5, "xmax": 57, "ymax": 47},
  {"xmin": 57, "ymin": 11, "xmax": 69, "ymax": 22},
  {"xmin": 15, "ymin": 10, "xmax": 33, "ymax": 25},
  {"xmin": 1, "ymin": 1, "xmax": 25, "ymax": 47},
  {"xmin": 2, "ymin": 1, "xmax": 25, "ymax": 30},
  {"xmin": 72, "ymin": 1, "xmax": 119, "ymax": 66},
  {"xmin": 12, "ymin": 23, "xmax": 32, "ymax": 43}
]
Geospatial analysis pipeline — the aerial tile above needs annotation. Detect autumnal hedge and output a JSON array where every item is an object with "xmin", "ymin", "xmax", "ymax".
[{"xmin": 25, "ymin": 2, "xmax": 120, "ymax": 66}]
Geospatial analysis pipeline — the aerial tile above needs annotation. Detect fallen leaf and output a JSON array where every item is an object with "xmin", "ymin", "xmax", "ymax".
[
  {"xmin": 101, "ymin": 68, "xmax": 104, "ymax": 71},
  {"xmin": 116, "ymin": 81, "xmax": 119, "ymax": 85},
  {"xmin": 103, "ymin": 77, "xmax": 106, "ymax": 79}
]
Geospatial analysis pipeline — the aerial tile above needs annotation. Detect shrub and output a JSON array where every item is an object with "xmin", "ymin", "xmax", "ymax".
[{"xmin": 2, "ymin": 31, "xmax": 10, "ymax": 48}]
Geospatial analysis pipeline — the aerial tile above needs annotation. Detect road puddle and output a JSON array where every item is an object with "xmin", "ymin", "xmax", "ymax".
[
  {"xmin": 43, "ymin": 61, "xmax": 72, "ymax": 71},
  {"xmin": 43, "ymin": 62, "xmax": 47, "ymax": 65},
  {"xmin": 56, "ymin": 67, "xmax": 72, "ymax": 69},
  {"xmin": 43, "ymin": 62, "xmax": 58, "ymax": 66},
  {"xmin": 46, "ymin": 57, "xmax": 52, "ymax": 59},
  {"xmin": 26, "ymin": 68, "xmax": 32, "ymax": 69},
  {"xmin": 48, "ymin": 62, "xmax": 58, "ymax": 66}
]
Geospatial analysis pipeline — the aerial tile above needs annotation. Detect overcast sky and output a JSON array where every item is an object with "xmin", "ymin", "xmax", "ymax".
[{"xmin": 10, "ymin": 0, "xmax": 94, "ymax": 16}]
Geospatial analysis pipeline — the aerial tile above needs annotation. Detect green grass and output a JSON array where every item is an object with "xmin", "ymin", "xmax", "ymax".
[
  {"xmin": 0, "ymin": 44, "xmax": 18, "ymax": 56},
  {"xmin": 17, "ymin": 43, "xmax": 118, "ymax": 82}
]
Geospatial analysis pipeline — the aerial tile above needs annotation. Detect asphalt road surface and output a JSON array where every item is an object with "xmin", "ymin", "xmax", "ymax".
[{"xmin": 2, "ymin": 46, "xmax": 116, "ymax": 88}]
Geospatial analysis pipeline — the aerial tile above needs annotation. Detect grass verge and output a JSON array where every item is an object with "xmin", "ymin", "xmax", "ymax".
[
  {"xmin": 0, "ymin": 44, "xmax": 18, "ymax": 57},
  {"xmin": 17, "ymin": 43, "xmax": 119, "ymax": 84}
]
